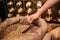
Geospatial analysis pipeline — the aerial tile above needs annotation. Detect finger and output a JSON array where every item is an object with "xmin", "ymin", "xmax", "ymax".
[
  {"xmin": 30, "ymin": 18, "xmax": 34, "ymax": 23},
  {"xmin": 27, "ymin": 16, "xmax": 31, "ymax": 21},
  {"xmin": 28, "ymin": 17, "xmax": 33, "ymax": 23}
]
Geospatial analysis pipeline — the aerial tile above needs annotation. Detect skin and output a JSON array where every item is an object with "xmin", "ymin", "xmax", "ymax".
[{"xmin": 28, "ymin": 0, "xmax": 59, "ymax": 23}]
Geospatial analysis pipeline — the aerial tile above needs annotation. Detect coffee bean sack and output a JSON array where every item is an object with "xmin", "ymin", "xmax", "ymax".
[
  {"xmin": 0, "ymin": 17, "xmax": 60, "ymax": 40},
  {"xmin": 0, "ymin": 17, "xmax": 41, "ymax": 40},
  {"xmin": 51, "ymin": 27, "xmax": 60, "ymax": 40},
  {"xmin": 0, "ymin": 23, "xmax": 39, "ymax": 40}
]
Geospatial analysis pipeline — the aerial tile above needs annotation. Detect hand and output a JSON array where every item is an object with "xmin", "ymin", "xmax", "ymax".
[{"xmin": 28, "ymin": 13, "xmax": 39, "ymax": 23}]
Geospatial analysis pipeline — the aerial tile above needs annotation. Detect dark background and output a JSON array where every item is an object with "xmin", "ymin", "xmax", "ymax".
[{"xmin": 0, "ymin": 0, "xmax": 60, "ymax": 23}]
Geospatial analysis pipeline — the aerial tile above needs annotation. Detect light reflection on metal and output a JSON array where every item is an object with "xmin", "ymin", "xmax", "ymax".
[
  {"xmin": 7, "ymin": 1, "xmax": 13, "ymax": 6},
  {"xmin": 16, "ymin": 14, "xmax": 20, "ymax": 17},
  {"xmin": 16, "ymin": 1, "xmax": 22, "ymax": 6},
  {"xmin": 58, "ymin": 10, "xmax": 60, "ymax": 15},
  {"xmin": 45, "ymin": 16, "xmax": 52, "ymax": 21},
  {"xmin": 18, "ymin": 7, "xmax": 23, "ymax": 13},
  {"xmin": 26, "ymin": 1, "xmax": 32, "ymax": 7},
  {"xmin": 37, "ymin": 1, "xmax": 42, "ymax": 8},
  {"xmin": 57, "ymin": 18, "xmax": 60, "ymax": 22},
  {"xmin": 27, "ymin": 8, "xmax": 32, "ymax": 14},
  {"xmin": 8, "ymin": 7, "xmax": 15, "ymax": 12},
  {"xmin": 48, "ymin": 8, "xmax": 52, "ymax": 15},
  {"xmin": 8, "ymin": 13, "xmax": 13, "ymax": 17}
]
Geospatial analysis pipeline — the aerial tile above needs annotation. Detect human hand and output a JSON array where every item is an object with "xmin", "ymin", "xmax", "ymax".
[{"xmin": 28, "ymin": 13, "xmax": 39, "ymax": 23}]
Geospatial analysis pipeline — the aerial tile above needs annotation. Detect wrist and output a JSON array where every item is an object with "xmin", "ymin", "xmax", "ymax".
[
  {"xmin": 35, "ymin": 12, "xmax": 41, "ymax": 17},
  {"xmin": 36, "ymin": 9, "xmax": 43, "ymax": 16}
]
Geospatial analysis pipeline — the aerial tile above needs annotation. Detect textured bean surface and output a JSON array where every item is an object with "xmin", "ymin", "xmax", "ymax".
[
  {"xmin": 0, "ymin": 17, "xmax": 60, "ymax": 40},
  {"xmin": 0, "ymin": 23, "xmax": 40, "ymax": 40}
]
